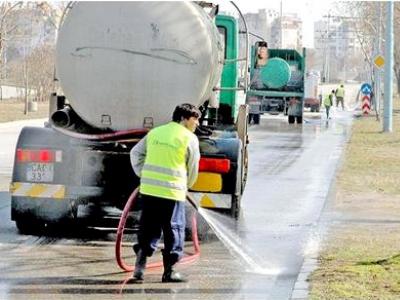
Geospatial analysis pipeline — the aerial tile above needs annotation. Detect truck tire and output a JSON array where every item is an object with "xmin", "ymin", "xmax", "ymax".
[
  {"xmin": 231, "ymin": 194, "xmax": 241, "ymax": 219},
  {"xmin": 296, "ymin": 116, "xmax": 303, "ymax": 124},
  {"xmin": 15, "ymin": 219, "xmax": 45, "ymax": 235},
  {"xmin": 253, "ymin": 114, "xmax": 260, "ymax": 125},
  {"xmin": 288, "ymin": 116, "xmax": 295, "ymax": 124},
  {"xmin": 185, "ymin": 206, "xmax": 210, "ymax": 241},
  {"xmin": 231, "ymin": 147, "xmax": 243, "ymax": 219}
]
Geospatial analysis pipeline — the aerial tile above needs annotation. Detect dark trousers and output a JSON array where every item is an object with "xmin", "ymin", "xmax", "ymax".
[
  {"xmin": 325, "ymin": 105, "xmax": 331, "ymax": 118},
  {"xmin": 336, "ymin": 97, "xmax": 344, "ymax": 109},
  {"xmin": 134, "ymin": 194, "xmax": 186, "ymax": 266}
]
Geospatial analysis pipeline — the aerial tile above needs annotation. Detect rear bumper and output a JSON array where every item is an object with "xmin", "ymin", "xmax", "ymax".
[
  {"xmin": 189, "ymin": 192, "xmax": 232, "ymax": 209},
  {"xmin": 10, "ymin": 182, "xmax": 104, "ymax": 222}
]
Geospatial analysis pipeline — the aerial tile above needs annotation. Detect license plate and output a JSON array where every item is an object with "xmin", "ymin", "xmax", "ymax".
[{"xmin": 26, "ymin": 163, "xmax": 54, "ymax": 182}]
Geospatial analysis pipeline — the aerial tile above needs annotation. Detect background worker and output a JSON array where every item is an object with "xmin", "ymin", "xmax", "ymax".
[
  {"xmin": 335, "ymin": 84, "xmax": 345, "ymax": 110},
  {"xmin": 256, "ymin": 41, "xmax": 268, "ymax": 67},
  {"xmin": 324, "ymin": 90, "xmax": 335, "ymax": 119},
  {"xmin": 249, "ymin": 41, "xmax": 268, "ymax": 125},
  {"xmin": 130, "ymin": 103, "xmax": 201, "ymax": 283}
]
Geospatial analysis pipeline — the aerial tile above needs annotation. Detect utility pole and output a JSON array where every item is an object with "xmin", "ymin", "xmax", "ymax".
[
  {"xmin": 323, "ymin": 13, "xmax": 331, "ymax": 83},
  {"xmin": 374, "ymin": 2, "xmax": 382, "ymax": 119},
  {"xmin": 383, "ymin": 1, "xmax": 393, "ymax": 132}
]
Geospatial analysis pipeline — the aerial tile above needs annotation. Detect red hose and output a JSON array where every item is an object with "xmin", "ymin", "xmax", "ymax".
[
  {"xmin": 115, "ymin": 188, "xmax": 200, "ymax": 272},
  {"xmin": 50, "ymin": 125, "xmax": 199, "ymax": 271}
]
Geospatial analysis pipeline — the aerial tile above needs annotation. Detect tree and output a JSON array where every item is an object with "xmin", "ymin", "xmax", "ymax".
[
  {"xmin": 343, "ymin": 2, "xmax": 400, "ymax": 95},
  {"xmin": 0, "ymin": 1, "xmax": 22, "ymax": 81},
  {"xmin": 26, "ymin": 44, "xmax": 55, "ymax": 102}
]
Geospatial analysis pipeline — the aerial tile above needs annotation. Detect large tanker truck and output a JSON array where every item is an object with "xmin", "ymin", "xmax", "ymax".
[
  {"xmin": 9, "ymin": 2, "xmax": 250, "ymax": 234},
  {"xmin": 246, "ymin": 42, "xmax": 306, "ymax": 124}
]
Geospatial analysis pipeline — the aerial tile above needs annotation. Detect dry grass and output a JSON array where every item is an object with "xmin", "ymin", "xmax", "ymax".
[
  {"xmin": 309, "ymin": 98, "xmax": 400, "ymax": 299},
  {"xmin": 0, "ymin": 100, "xmax": 49, "ymax": 123},
  {"xmin": 338, "ymin": 110, "xmax": 400, "ymax": 195},
  {"xmin": 310, "ymin": 225, "xmax": 400, "ymax": 300}
]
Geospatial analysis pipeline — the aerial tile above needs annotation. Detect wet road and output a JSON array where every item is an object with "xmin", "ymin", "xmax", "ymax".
[{"xmin": 0, "ymin": 111, "xmax": 353, "ymax": 299}]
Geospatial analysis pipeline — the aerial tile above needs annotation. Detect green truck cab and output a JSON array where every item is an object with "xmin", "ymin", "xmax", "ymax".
[{"xmin": 189, "ymin": 14, "xmax": 248, "ymax": 220}]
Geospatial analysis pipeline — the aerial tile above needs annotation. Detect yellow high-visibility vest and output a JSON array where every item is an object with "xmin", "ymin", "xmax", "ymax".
[
  {"xmin": 324, "ymin": 94, "xmax": 332, "ymax": 107},
  {"xmin": 336, "ymin": 87, "xmax": 345, "ymax": 98},
  {"xmin": 140, "ymin": 122, "xmax": 194, "ymax": 201}
]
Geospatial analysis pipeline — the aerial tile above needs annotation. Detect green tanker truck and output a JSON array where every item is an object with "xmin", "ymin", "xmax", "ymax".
[{"xmin": 246, "ymin": 41, "xmax": 306, "ymax": 124}]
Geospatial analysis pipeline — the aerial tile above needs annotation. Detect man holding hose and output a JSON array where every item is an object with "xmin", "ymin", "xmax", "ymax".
[{"xmin": 130, "ymin": 103, "xmax": 201, "ymax": 283}]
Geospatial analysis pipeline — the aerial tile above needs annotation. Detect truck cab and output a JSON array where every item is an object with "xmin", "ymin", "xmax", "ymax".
[{"xmin": 189, "ymin": 14, "xmax": 248, "ymax": 219}]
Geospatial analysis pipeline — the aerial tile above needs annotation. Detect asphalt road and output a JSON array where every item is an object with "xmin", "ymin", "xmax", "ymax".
[{"xmin": 0, "ymin": 110, "xmax": 353, "ymax": 299}]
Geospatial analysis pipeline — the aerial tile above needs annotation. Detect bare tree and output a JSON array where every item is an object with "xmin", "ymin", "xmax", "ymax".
[
  {"xmin": 1, "ymin": 2, "xmax": 62, "ymax": 113},
  {"xmin": 343, "ymin": 1, "xmax": 400, "ymax": 95},
  {"xmin": 0, "ymin": 1, "xmax": 22, "ymax": 83},
  {"xmin": 26, "ymin": 44, "xmax": 55, "ymax": 102}
]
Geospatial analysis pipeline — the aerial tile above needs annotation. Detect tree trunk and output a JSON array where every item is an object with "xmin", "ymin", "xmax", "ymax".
[{"xmin": 396, "ymin": 69, "xmax": 400, "ymax": 95}]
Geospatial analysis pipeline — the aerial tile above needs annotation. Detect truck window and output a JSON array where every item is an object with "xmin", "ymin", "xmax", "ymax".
[{"xmin": 217, "ymin": 26, "xmax": 227, "ymax": 58}]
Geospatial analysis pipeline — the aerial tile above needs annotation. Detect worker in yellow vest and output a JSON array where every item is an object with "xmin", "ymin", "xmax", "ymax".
[
  {"xmin": 335, "ymin": 84, "xmax": 345, "ymax": 110},
  {"xmin": 130, "ymin": 103, "xmax": 201, "ymax": 283},
  {"xmin": 324, "ymin": 90, "xmax": 335, "ymax": 119}
]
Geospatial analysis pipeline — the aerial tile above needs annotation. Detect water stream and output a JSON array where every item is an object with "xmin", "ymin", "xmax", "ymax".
[{"xmin": 197, "ymin": 207, "xmax": 282, "ymax": 275}]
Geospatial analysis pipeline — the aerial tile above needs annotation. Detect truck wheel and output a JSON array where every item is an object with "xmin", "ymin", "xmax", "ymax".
[
  {"xmin": 231, "ymin": 194, "xmax": 241, "ymax": 219},
  {"xmin": 185, "ymin": 206, "xmax": 210, "ymax": 241},
  {"xmin": 296, "ymin": 116, "xmax": 303, "ymax": 124},
  {"xmin": 15, "ymin": 219, "xmax": 45, "ymax": 235},
  {"xmin": 253, "ymin": 114, "xmax": 260, "ymax": 125},
  {"xmin": 242, "ymin": 148, "xmax": 248, "ymax": 191},
  {"xmin": 288, "ymin": 116, "xmax": 295, "ymax": 124},
  {"xmin": 248, "ymin": 114, "xmax": 253, "ymax": 124}
]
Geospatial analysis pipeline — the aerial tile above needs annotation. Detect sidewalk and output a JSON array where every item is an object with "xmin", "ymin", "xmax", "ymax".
[{"xmin": 308, "ymin": 104, "xmax": 400, "ymax": 299}]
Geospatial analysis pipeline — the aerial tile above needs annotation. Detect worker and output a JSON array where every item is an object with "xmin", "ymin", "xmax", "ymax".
[
  {"xmin": 335, "ymin": 84, "xmax": 345, "ymax": 110},
  {"xmin": 130, "ymin": 103, "xmax": 201, "ymax": 283},
  {"xmin": 324, "ymin": 90, "xmax": 335, "ymax": 119},
  {"xmin": 256, "ymin": 41, "xmax": 268, "ymax": 67},
  {"xmin": 249, "ymin": 41, "xmax": 268, "ymax": 125}
]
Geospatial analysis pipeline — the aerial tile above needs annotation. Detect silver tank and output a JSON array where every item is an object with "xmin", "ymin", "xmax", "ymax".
[{"xmin": 56, "ymin": 2, "xmax": 223, "ymax": 130}]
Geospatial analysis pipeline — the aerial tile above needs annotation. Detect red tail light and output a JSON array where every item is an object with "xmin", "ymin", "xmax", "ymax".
[
  {"xmin": 199, "ymin": 157, "xmax": 230, "ymax": 174},
  {"xmin": 16, "ymin": 149, "xmax": 57, "ymax": 163}
]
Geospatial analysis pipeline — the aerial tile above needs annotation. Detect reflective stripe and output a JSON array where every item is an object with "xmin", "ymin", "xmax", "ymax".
[
  {"xmin": 142, "ymin": 164, "xmax": 186, "ymax": 177},
  {"xmin": 141, "ymin": 178, "xmax": 186, "ymax": 191},
  {"xmin": 10, "ymin": 182, "xmax": 65, "ymax": 199}
]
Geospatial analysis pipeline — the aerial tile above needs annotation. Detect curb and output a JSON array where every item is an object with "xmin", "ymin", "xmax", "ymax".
[
  {"xmin": 290, "ymin": 115, "xmax": 354, "ymax": 300},
  {"xmin": 290, "ymin": 257, "xmax": 318, "ymax": 299}
]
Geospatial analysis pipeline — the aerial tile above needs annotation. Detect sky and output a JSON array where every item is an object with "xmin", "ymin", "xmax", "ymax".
[{"xmin": 215, "ymin": 0, "xmax": 338, "ymax": 48}]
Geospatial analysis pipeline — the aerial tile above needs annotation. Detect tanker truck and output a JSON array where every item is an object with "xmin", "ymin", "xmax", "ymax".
[
  {"xmin": 246, "ymin": 42, "xmax": 306, "ymax": 124},
  {"xmin": 9, "ymin": 2, "xmax": 250, "ymax": 234}
]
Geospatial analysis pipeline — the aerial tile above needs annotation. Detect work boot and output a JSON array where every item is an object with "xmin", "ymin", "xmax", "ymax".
[
  {"xmin": 132, "ymin": 249, "xmax": 147, "ymax": 283},
  {"xmin": 162, "ymin": 269, "xmax": 187, "ymax": 283},
  {"xmin": 161, "ymin": 255, "xmax": 187, "ymax": 283}
]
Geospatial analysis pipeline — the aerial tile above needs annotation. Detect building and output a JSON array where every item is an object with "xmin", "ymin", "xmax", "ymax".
[
  {"xmin": 270, "ymin": 14, "xmax": 303, "ymax": 50},
  {"xmin": 314, "ymin": 17, "xmax": 362, "ymax": 82},
  {"xmin": 238, "ymin": 9, "xmax": 279, "ymax": 58}
]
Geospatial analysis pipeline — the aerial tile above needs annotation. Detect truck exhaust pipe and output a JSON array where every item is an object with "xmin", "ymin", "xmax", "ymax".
[{"xmin": 51, "ymin": 106, "xmax": 75, "ymax": 128}]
